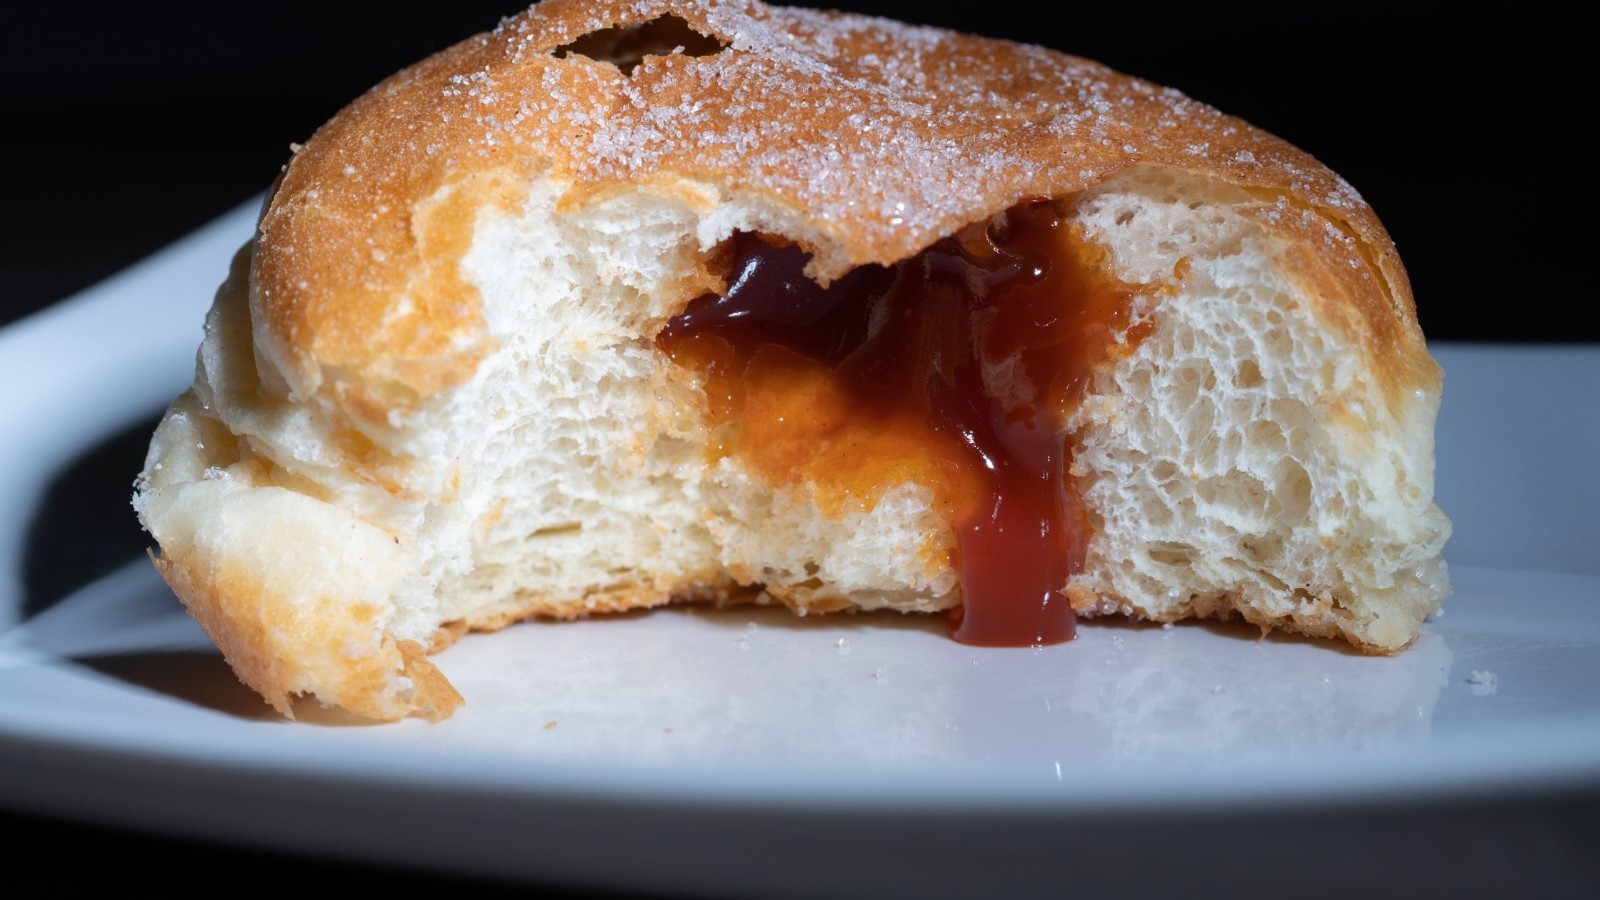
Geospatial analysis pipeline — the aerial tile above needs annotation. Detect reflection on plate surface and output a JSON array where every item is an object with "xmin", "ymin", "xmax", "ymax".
[
  {"xmin": 428, "ymin": 598, "xmax": 1454, "ymax": 771},
  {"xmin": 5, "ymin": 549, "xmax": 1600, "ymax": 797},
  {"xmin": 0, "ymin": 552, "xmax": 1457, "ymax": 770}
]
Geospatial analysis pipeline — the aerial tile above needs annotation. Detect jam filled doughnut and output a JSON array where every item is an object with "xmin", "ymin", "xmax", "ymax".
[{"xmin": 135, "ymin": 0, "xmax": 1450, "ymax": 720}]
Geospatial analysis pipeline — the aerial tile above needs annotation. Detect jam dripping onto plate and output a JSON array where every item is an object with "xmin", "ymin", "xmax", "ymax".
[{"xmin": 659, "ymin": 199, "xmax": 1149, "ymax": 646}]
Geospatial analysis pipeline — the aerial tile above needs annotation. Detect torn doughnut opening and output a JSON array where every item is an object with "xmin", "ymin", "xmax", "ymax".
[
  {"xmin": 554, "ymin": 14, "xmax": 727, "ymax": 75},
  {"xmin": 657, "ymin": 197, "xmax": 1153, "ymax": 647}
]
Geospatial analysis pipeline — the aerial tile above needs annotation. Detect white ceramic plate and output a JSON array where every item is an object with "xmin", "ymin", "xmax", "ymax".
[{"xmin": 3, "ymin": 202, "xmax": 1599, "ymax": 896}]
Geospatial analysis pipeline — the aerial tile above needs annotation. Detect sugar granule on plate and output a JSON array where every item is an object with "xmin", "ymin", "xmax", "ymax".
[{"xmin": 1467, "ymin": 670, "xmax": 1499, "ymax": 696}]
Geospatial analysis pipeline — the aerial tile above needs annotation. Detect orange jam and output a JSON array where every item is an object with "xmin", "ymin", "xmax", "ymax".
[{"xmin": 658, "ymin": 198, "xmax": 1150, "ymax": 646}]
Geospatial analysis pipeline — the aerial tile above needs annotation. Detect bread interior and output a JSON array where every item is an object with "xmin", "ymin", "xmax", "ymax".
[{"xmin": 141, "ymin": 164, "xmax": 1449, "ymax": 661}]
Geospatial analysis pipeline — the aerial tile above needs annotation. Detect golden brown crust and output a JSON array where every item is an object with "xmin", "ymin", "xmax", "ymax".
[
  {"xmin": 256, "ymin": 0, "xmax": 1432, "ymax": 411},
  {"xmin": 1066, "ymin": 582, "xmax": 1407, "ymax": 656},
  {"xmin": 154, "ymin": 547, "xmax": 463, "ymax": 722}
]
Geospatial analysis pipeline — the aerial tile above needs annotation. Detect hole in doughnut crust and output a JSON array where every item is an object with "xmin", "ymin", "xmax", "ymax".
[{"xmin": 554, "ymin": 15, "xmax": 727, "ymax": 76}]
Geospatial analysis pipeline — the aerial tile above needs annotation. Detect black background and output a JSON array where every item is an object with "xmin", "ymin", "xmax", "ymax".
[
  {"xmin": 3, "ymin": 1, "xmax": 1596, "ymax": 895},
  {"xmin": 2, "ymin": 0, "xmax": 1593, "ymax": 340}
]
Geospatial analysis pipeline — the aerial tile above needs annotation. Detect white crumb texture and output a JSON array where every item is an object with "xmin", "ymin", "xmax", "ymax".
[
  {"xmin": 1067, "ymin": 168, "xmax": 1450, "ymax": 648},
  {"xmin": 134, "ymin": 164, "xmax": 1450, "ymax": 715}
]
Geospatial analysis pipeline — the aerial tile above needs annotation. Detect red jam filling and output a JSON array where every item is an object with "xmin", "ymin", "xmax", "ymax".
[{"xmin": 657, "ymin": 199, "xmax": 1149, "ymax": 646}]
